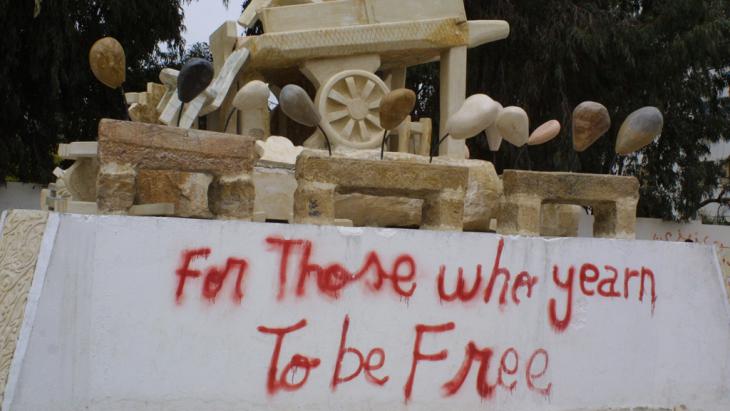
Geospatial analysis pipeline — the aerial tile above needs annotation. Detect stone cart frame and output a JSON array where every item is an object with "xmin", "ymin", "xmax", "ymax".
[
  {"xmin": 497, "ymin": 170, "xmax": 640, "ymax": 239},
  {"xmin": 293, "ymin": 151, "xmax": 469, "ymax": 231},
  {"xmin": 96, "ymin": 119, "xmax": 258, "ymax": 219}
]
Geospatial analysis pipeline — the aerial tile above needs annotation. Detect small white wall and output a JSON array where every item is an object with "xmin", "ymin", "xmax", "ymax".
[
  {"xmin": 4, "ymin": 214, "xmax": 730, "ymax": 411},
  {"xmin": 0, "ymin": 183, "xmax": 41, "ymax": 212}
]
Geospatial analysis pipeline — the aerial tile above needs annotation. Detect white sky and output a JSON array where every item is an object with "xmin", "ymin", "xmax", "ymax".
[{"xmin": 182, "ymin": 2, "xmax": 242, "ymax": 45}]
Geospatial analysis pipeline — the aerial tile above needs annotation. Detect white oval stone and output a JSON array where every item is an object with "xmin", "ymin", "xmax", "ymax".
[
  {"xmin": 445, "ymin": 94, "xmax": 500, "ymax": 140},
  {"xmin": 496, "ymin": 106, "xmax": 529, "ymax": 147},
  {"xmin": 233, "ymin": 80, "xmax": 270, "ymax": 111},
  {"xmin": 615, "ymin": 107, "xmax": 664, "ymax": 154}
]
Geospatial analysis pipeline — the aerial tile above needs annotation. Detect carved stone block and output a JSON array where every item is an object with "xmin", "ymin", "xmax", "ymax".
[
  {"xmin": 97, "ymin": 119, "xmax": 258, "ymax": 219},
  {"xmin": 498, "ymin": 170, "xmax": 639, "ymax": 239},
  {"xmin": 0, "ymin": 211, "xmax": 49, "ymax": 404},
  {"xmin": 293, "ymin": 150, "xmax": 468, "ymax": 231}
]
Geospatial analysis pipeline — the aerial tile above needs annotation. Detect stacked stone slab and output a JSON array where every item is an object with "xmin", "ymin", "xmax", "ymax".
[
  {"xmin": 97, "ymin": 119, "xmax": 258, "ymax": 219},
  {"xmin": 293, "ymin": 150, "xmax": 469, "ymax": 231},
  {"xmin": 498, "ymin": 170, "xmax": 639, "ymax": 239}
]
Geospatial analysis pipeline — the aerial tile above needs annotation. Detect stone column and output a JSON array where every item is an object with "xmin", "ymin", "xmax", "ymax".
[
  {"xmin": 497, "ymin": 195, "xmax": 542, "ymax": 236},
  {"xmin": 438, "ymin": 46, "xmax": 467, "ymax": 160}
]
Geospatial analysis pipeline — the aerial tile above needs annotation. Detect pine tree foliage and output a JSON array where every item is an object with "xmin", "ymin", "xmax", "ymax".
[
  {"xmin": 0, "ymin": 0, "xmax": 200, "ymax": 183},
  {"xmin": 453, "ymin": 0, "xmax": 730, "ymax": 220}
]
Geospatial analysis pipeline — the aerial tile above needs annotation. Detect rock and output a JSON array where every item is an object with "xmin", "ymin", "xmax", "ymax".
[
  {"xmin": 255, "ymin": 136, "xmax": 303, "ymax": 166},
  {"xmin": 327, "ymin": 150, "xmax": 502, "ymax": 231},
  {"xmin": 445, "ymin": 94, "xmax": 500, "ymax": 140},
  {"xmin": 233, "ymin": 80, "xmax": 270, "ymax": 111},
  {"xmin": 136, "ymin": 170, "xmax": 214, "ymax": 219},
  {"xmin": 379, "ymin": 88, "xmax": 416, "ymax": 130},
  {"xmin": 97, "ymin": 162, "xmax": 136, "ymax": 213},
  {"xmin": 177, "ymin": 58, "xmax": 214, "ymax": 103},
  {"xmin": 615, "ymin": 107, "xmax": 664, "ymax": 154},
  {"xmin": 572, "ymin": 102, "xmax": 610, "ymax": 152},
  {"xmin": 496, "ymin": 106, "xmax": 529, "ymax": 147},
  {"xmin": 528, "ymin": 120, "xmax": 561, "ymax": 146},
  {"xmin": 498, "ymin": 170, "xmax": 639, "ymax": 239},
  {"xmin": 279, "ymin": 84, "xmax": 321, "ymax": 127},
  {"xmin": 294, "ymin": 150, "xmax": 468, "ymax": 231},
  {"xmin": 89, "ymin": 37, "xmax": 126, "ymax": 89}
]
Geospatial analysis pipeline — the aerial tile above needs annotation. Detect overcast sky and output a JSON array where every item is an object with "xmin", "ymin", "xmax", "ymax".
[{"xmin": 182, "ymin": 2, "xmax": 242, "ymax": 45}]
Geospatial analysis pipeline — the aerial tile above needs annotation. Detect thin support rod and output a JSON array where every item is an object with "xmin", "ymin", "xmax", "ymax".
[
  {"xmin": 316, "ymin": 125, "xmax": 333, "ymax": 156},
  {"xmin": 177, "ymin": 103, "xmax": 184, "ymax": 128},
  {"xmin": 380, "ymin": 129, "xmax": 389, "ymax": 160},
  {"xmin": 223, "ymin": 108, "xmax": 237, "ymax": 133},
  {"xmin": 429, "ymin": 135, "xmax": 449, "ymax": 163}
]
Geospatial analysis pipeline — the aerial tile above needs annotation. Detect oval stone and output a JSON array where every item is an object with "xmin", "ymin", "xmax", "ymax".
[
  {"xmin": 528, "ymin": 120, "xmax": 561, "ymax": 146},
  {"xmin": 89, "ymin": 37, "xmax": 126, "ymax": 89},
  {"xmin": 379, "ymin": 89, "xmax": 416, "ymax": 130},
  {"xmin": 572, "ymin": 101, "xmax": 610, "ymax": 152},
  {"xmin": 615, "ymin": 107, "xmax": 664, "ymax": 154},
  {"xmin": 280, "ymin": 84, "xmax": 321, "ymax": 127},
  {"xmin": 233, "ymin": 80, "xmax": 270, "ymax": 111},
  {"xmin": 496, "ymin": 106, "xmax": 529, "ymax": 147},
  {"xmin": 177, "ymin": 58, "xmax": 214, "ymax": 103},
  {"xmin": 445, "ymin": 94, "xmax": 501, "ymax": 140}
]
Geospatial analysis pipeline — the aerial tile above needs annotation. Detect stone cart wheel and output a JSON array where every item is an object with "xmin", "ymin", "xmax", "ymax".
[{"xmin": 315, "ymin": 70, "xmax": 390, "ymax": 149}]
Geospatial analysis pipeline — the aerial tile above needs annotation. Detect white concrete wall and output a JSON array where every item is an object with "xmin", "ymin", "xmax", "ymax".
[
  {"xmin": 4, "ymin": 214, "xmax": 730, "ymax": 410},
  {"xmin": 0, "ymin": 183, "xmax": 41, "ymax": 212}
]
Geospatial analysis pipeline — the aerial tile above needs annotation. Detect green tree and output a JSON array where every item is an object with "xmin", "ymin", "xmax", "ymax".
[
  {"xmin": 0, "ymin": 0, "xmax": 211, "ymax": 184},
  {"xmin": 451, "ymin": 0, "xmax": 730, "ymax": 220}
]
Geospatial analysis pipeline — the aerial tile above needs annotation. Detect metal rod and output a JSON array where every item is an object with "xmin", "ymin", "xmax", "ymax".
[
  {"xmin": 223, "ymin": 108, "xmax": 237, "ymax": 133},
  {"xmin": 429, "ymin": 135, "xmax": 449, "ymax": 163},
  {"xmin": 317, "ymin": 125, "xmax": 333, "ymax": 156},
  {"xmin": 380, "ymin": 129, "xmax": 389, "ymax": 160}
]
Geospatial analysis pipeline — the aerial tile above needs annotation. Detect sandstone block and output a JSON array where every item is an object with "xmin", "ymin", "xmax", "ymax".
[
  {"xmin": 498, "ymin": 170, "xmax": 639, "ymax": 239},
  {"xmin": 209, "ymin": 175, "xmax": 256, "ymax": 220},
  {"xmin": 323, "ymin": 150, "xmax": 501, "ymax": 231},
  {"xmin": 294, "ymin": 150, "xmax": 468, "ymax": 231},
  {"xmin": 97, "ymin": 162, "xmax": 136, "ymax": 214},
  {"xmin": 97, "ymin": 119, "xmax": 258, "ymax": 220},
  {"xmin": 136, "ymin": 170, "xmax": 214, "ymax": 219}
]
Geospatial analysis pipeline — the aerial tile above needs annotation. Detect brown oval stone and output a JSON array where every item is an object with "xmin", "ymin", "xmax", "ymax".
[
  {"xmin": 572, "ymin": 102, "xmax": 610, "ymax": 152},
  {"xmin": 89, "ymin": 37, "xmax": 126, "ymax": 89},
  {"xmin": 379, "ymin": 88, "xmax": 416, "ymax": 130}
]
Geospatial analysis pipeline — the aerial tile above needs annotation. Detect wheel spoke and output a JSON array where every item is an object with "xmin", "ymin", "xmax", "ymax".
[
  {"xmin": 345, "ymin": 77, "xmax": 359, "ymax": 98},
  {"xmin": 328, "ymin": 90, "xmax": 349, "ymax": 106},
  {"xmin": 328, "ymin": 109, "xmax": 349, "ymax": 122},
  {"xmin": 358, "ymin": 120, "xmax": 369, "ymax": 141},
  {"xmin": 368, "ymin": 98, "xmax": 382, "ymax": 109},
  {"xmin": 361, "ymin": 80, "xmax": 375, "ymax": 99},
  {"xmin": 342, "ymin": 119, "xmax": 356, "ymax": 138},
  {"xmin": 365, "ymin": 114, "xmax": 381, "ymax": 127}
]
